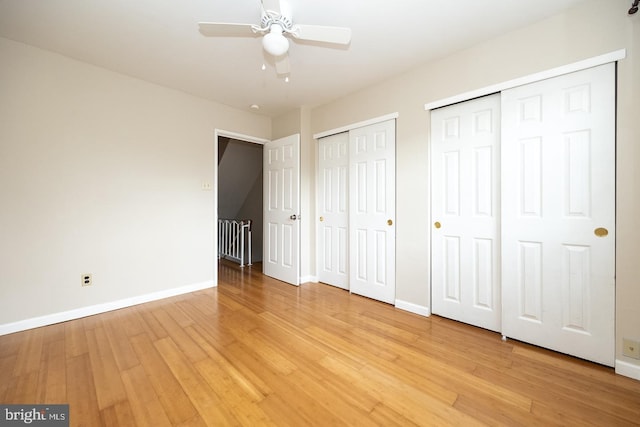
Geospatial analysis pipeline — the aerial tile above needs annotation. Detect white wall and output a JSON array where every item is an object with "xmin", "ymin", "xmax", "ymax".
[
  {"xmin": 309, "ymin": 0, "xmax": 640, "ymax": 375},
  {"xmin": 0, "ymin": 37, "xmax": 270, "ymax": 328}
]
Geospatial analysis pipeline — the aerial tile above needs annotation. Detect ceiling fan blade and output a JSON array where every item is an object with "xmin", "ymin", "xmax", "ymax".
[
  {"xmin": 293, "ymin": 24, "xmax": 352, "ymax": 45},
  {"xmin": 198, "ymin": 22, "xmax": 257, "ymax": 37},
  {"xmin": 275, "ymin": 54, "xmax": 290, "ymax": 75}
]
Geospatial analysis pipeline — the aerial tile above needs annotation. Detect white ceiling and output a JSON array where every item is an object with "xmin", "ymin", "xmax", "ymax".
[{"xmin": 0, "ymin": 0, "xmax": 589, "ymax": 117}]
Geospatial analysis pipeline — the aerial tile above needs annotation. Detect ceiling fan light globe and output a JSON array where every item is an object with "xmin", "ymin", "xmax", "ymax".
[{"xmin": 263, "ymin": 32, "xmax": 289, "ymax": 56}]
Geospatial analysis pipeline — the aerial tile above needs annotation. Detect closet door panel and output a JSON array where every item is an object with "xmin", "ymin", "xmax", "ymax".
[
  {"xmin": 501, "ymin": 63, "xmax": 615, "ymax": 366},
  {"xmin": 317, "ymin": 132, "xmax": 349, "ymax": 289},
  {"xmin": 431, "ymin": 94, "xmax": 502, "ymax": 332},
  {"xmin": 349, "ymin": 119, "xmax": 396, "ymax": 304}
]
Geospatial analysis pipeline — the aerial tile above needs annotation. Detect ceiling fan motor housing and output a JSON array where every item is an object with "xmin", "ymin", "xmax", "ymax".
[{"xmin": 261, "ymin": 12, "xmax": 293, "ymax": 33}]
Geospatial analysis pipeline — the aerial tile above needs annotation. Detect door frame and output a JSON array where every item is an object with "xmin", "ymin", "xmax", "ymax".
[{"xmin": 213, "ymin": 129, "xmax": 269, "ymax": 286}]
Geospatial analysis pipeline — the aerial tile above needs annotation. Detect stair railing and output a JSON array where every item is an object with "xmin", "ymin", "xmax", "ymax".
[{"xmin": 218, "ymin": 219, "xmax": 252, "ymax": 267}]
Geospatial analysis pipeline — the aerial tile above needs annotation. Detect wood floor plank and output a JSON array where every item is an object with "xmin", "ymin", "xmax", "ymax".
[
  {"xmin": 12, "ymin": 326, "xmax": 44, "ymax": 376},
  {"xmin": 184, "ymin": 325, "xmax": 270, "ymax": 402},
  {"xmin": 37, "ymin": 339, "xmax": 67, "ymax": 403},
  {"xmin": 121, "ymin": 365, "xmax": 173, "ymax": 427},
  {"xmin": 368, "ymin": 403, "xmax": 420, "ymax": 427},
  {"xmin": 222, "ymin": 340, "xmax": 351, "ymax": 426},
  {"xmin": 318, "ymin": 354, "xmax": 483, "ymax": 427},
  {"xmin": 85, "ymin": 327, "xmax": 128, "ymax": 410},
  {"xmin": 104, "ymin": 313, "xmax": 140, "ymax": 372},
  {"xmin": 194, "ymin": 357, "xmax": 276, "ymax": 426},
  {"xmin": 285, "ymin": 368, "xmax": 380, "ymax": 426},
  {"xmin": 66, "ymin": 353, "xmax": 102, "ymax": 427},
  {"xmin": 101, "ymin": 400, "xmax": 137, "ymax": 427},
  {"xmin": 64, "ymin": 319, "xmax": 89, "ymax": 358},
  {"xmin": 0, "ymin": 354, "xmax": 17, "ymax": 401},
  {"xmin": 0, "ymin": 332, "xmax": 24, "ymax": 358},
  {"xmin": 151, "ymin": 308, "xmax": 207, "ymax": 364},
  {"xmin": 3, "ymin": 370, "xmax": 39, "ymax": 403},
  {"xmin": 128, "ymin": 333, "xmax": 198, "ymax": 425},
  {"xmin": 453, "ymin": 392, "xmax": 545, "ymax": 427},
  {"xmin": 257, "ymin": 392, "xmax": 316, "ymax": 427},
  {"xmin": 176, "ymin": 300, "xmax": 237, "ymax": 348},
  {"xmin": 153, "ymin": 337, "xmax": 240, "ymax": 426},
  {"xmin": 135, "ymin": 306, "xmax": 168, "ymax": 341}
]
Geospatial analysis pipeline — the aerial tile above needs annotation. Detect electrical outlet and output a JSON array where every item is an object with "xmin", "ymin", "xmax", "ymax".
[
  {"xmin": 201, "ymin": 182, "xmax": 212, "ymax": 191},
  {"xmin": 623, "ymin": 338, "xmax": 640, "ymax": 359},
  {"xmin": 82, "ymin": 274, "xmax": 92, "ymax": 287}
]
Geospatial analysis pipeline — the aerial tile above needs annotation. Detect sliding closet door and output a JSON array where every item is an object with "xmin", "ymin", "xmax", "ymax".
[
  {"xmin": 317, "ymin": 132, "xmax": 349, "ymax": 289},
  {"xmin": 349, "ymin": 119, "xmax": 396, "ymax": 304},
  {"xmin": 431, "ymin": 94, "xmax": 502, "ymax": 332},
  {"xmin": 501, "ymin": 63, "xmax": 615, "ymax": 366}
]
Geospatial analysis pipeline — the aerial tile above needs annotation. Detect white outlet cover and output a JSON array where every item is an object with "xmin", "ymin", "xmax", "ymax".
[{"xmin": 623, "ymin": 339, "xmax": 640, "ymax": 359}]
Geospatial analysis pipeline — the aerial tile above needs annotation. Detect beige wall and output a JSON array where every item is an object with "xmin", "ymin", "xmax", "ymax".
[
  {"xmin": 0, "ymin": 37, "xmax": 270, "ymax": 326},
  {"xmin": 309, "ymin": 0, "xmax": 640, "ymax": 369}
]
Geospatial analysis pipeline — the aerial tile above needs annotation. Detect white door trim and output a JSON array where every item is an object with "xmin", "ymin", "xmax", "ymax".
[
  {"xmin": 313, "ymin": 112, "xmax": 399, "ymax": 140},
  {"xmin": 424, "ymin": 49, "xmax": 625, "ymax": 111},
  {"xmin": 215, "ymin": 129, "xmax": 270, "ymax": 146}
]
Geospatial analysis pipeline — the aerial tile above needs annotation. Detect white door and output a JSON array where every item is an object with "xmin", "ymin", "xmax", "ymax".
[
  {"xmin": 349, "ymin": 119, "xmax": 396, "ymax": 304},
  {"xmin": 317, "ymin": 132, "xmax": 349, "ymax": 289},
  {"xmin": 431, "ymin": 94, "xmax": 502, "ymax": 332},
  {"xmin": 263, "ymin": 134, "xmax": 300, "ymax": 286},
  {"xmin": 501, "ymin": 63, "xmax": 615, "ymax": 366}
]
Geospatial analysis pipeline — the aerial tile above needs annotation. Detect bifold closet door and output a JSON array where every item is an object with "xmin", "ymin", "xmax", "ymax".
[
  {"xmin": 501, "ymin": 63, "xmax": 615, "ymax": 366},
  {"xmin": 431, "ymin": 94, "xmax": 502, "ymax": 332},
  {"xmin": 317, "ymin": 132, "xmax": 349, "ymax": 289}
]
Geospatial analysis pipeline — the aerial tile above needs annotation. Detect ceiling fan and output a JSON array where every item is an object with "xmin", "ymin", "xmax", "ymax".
[{"xmin": 198, "ymin": 0, "xmax": 352, "ymax": 75}]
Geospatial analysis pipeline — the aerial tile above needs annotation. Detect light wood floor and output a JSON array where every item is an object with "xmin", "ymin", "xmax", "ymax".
[{"xmin": 1, "ymin": 261, "xmax": 639, "ymax": 426}]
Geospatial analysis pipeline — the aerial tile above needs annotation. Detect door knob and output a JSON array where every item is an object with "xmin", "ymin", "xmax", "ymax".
[
  {"xmin": 594, "ymin": 227, "xmax": 608, "ymax": 237},
  {"xmin": 319, "ymin": 216, "xmax": 324, "ymax": 222},
  {"xmin": 290, "ymin": 214, "xmax": 298, "ymax": 220},
  {"xmin": 434, "ymin": 221, "xmax": 441, "ymax": 229},
  {"xmin": 387, "ymin": 219, "xmax": 393, "ymax": 226}
]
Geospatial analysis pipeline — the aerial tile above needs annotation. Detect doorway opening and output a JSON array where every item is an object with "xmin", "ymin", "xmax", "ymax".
[{"xmin": 216, "ymin": 134, "xmax": 265, "ymax": 270}]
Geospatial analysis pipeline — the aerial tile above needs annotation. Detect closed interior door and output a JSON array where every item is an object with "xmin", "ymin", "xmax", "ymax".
[
  {"xmin": 349, "ymin": 119, "xmax": 396, "ymax": 304},
  {"xmin": 317, "ymin": 132, "xmax": 349, "ymax": 289},
  {"xmin": 431, "ymin": 94, "xmax": 502, "ymax": 332},
  {"xmin": 263, "ymin": 134, "xmax": 300, "ymax": 286},
  {"xmin": 501, "ymin": 63, "xmax": 615, "ymax": 366}
]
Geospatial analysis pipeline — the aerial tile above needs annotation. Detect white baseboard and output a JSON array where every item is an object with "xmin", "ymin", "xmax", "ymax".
[
  {"xmin": 300, "ymin": 275, "xmax": 318, "ymax": 284},
  {"xmin": 395, "ymin": 300, "xmax": 431, "ymax": 317},
  {"xmin": 0, "ymin": 280, "xmax": 215, "ymax": 336},
  {"xmin": 616, "ymin": 359, "xmax": 640, "ymax": 381}
]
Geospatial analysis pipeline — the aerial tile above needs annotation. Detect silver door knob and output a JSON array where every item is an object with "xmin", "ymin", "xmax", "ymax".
[{"xmin": 290, "ymin": 214, "xmax": 298, "ymax": 220}]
